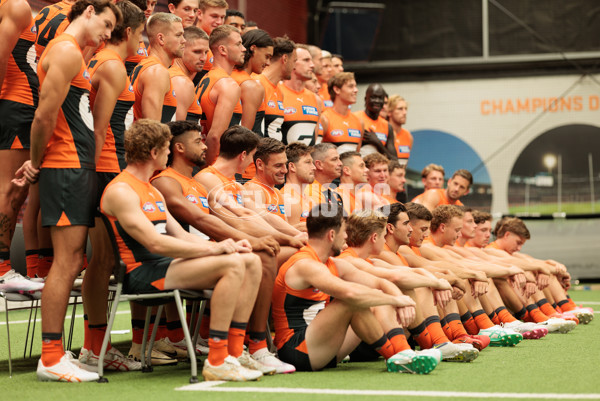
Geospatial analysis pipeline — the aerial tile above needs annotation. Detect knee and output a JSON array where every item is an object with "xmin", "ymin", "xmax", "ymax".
[{"xmin": 243, "ymin": 253, "xmax": 262, "ymax": 280}]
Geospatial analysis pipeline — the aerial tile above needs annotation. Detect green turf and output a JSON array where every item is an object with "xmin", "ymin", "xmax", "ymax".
[
  {"xmin": 1, "ymin": 291, "xmax": 598, "ymax": 400},
  {"xmin": 509, "ymin": 201, "xmax": 600, "ymax": 215}
]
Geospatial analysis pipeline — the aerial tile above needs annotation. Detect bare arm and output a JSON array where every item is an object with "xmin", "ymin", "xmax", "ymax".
[
  {"xmin": 171, "ymin": 75, "xmax": 195, "ymax": 121},
  {"xmin": 239, "ymin": 80, "xmax": 263, "ymax": 129},
  {"xmin": 140, "ymin": 65, "xmax": 170, "ymax": 120},
  {"xmin": 421, "ymin": 190, "xmax": 441, "ymax": 212},
  {"xmin": 0, "ymin": 0, "xmax": 31, "ymax": 94},
  {"xmin": 91, "ymin": 59, "xmax": 127, "ymax": 164},
  {"xmin": 205, "ymin": 78, "xmax": 241, "ymax": 165}
]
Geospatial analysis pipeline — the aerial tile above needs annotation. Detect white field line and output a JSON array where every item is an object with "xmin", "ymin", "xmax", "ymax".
[
  {"xmin": 575, "ymin": 302, "xmax": 600, "ymax": 305},
  {"xmin": 0, "ymin": 310, "xmax": 130, "ymax": 326},
  {"xmin": 175, "ymin": 382, "xmax": 600, "ymax": 399}
]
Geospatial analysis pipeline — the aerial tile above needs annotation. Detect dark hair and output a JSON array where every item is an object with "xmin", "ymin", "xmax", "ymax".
[
  {"xmin": 209, "ymin": 24, "xmax": 240, "ymax": 52},
  {"xmin": 69, "ymin": 0, "xmax": 122, "ymax": 24},
  {"xmin": 378, "ymin": 202, "xmax": 407, "ymax": 227},
  {"xmin": 219, "ymin": 125, "xmax": 260, "ymax": 159},
  {"xmin": 472, "ymin": 210, "xmax": 492, "ymax": 225},
  {"xmin": 306, "ymin": 203, "xmax": 344, "ymax": 238},
  {"xmin": 246, "ymin": 20, "xmax": 257, "ymax": 28},
  {"xmin": 239, "ymin": 29, "xmax": 273, "ymax": 68},
  {"xmin": 127, "ymin": 0, "xmax": 147, "ymax": 12},
  {"xmin": 339, "ymin": 151, "xmax": 361, "ymax": 164},
  {"xmin": 494, "ymin": 217, "xmax": 530, "ymax": 240},
  {"xmin": 184, "ymin": 25, "xmax": 208, "ymax": 42},
  {"xmin": 272, "ymin": 35, "xmax": 295, "ymax": 61},
  {"xmin": 165, "ymin": 121, "xmax": 202, "ymax": 166},
  {"xmin": 108, "ymin": 0, "xmax": 145, "ymax": 45},
  {"xmin": 285, "ymin": 142, "xmax": 312, "ymax": 164},
  {"xmin": 225, "ymin": 8, "xmax": 244, "ymax": 19},
  {"xmin": 125, "ymin": 119, "xmax": 172, "ymax": 164},
  {"xmin": 254, "ymin": 137, "xmax": 285, "ymax": 165},
  {"xmin": 405, "ymin": 202, "xmax": 432, "ymax": 222},
  {"xmin": 452, "ymin": 169, "xmax": 473, "ymax": 187}
]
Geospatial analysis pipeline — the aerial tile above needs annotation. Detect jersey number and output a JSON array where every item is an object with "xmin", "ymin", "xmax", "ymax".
[{"xmin": 35, "ymin": 8, "xmax": 68, "ymax": 48}]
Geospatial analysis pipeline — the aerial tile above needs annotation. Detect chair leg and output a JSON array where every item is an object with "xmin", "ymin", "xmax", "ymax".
[
  {"xmin": 67, "ymin": 295, "xmax": 78, "ymax": 351},
  {"xmin": 28, "ymin": 300, "xmax": 39, "ymax": 358},
  {"xmin": 97, "ymin": 291, "xmax": 122, "ymax": 382},
  {"xmin": 141, "ymin": 306, "xmax": 152, "ymax": 372},
  {"xmin": 5, "ymin": 298, "xmax": 13, "ymax": 378},
  {"xmin": 173, "ymin": 292, "xmax": 198, "ymax": 383},
  {"xmin": 23, "ymin": 299, "xmax": 34, "ymax": 359},
  {"xmin": 193, "ymin": 300, "xmax": 207, "ymax": 347},
  {"xmin": 146, "ymin": 305, "xmax": 163, "ymax": 368}
]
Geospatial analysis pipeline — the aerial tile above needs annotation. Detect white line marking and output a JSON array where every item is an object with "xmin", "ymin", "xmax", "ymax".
[
  {"xmin": 0, "ymin": 310, "xmax": 130, "ymax": 326},
  {"xmin": 175, "ymin": 384, "xmax": 600, "ymax": 399},
  {"xmin": 575, "ymin": 301, "xmax": 600, "ymax": 305}
]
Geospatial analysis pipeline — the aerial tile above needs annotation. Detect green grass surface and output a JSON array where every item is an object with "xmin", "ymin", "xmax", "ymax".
[
  {"xmin": 1, "ymin": 291, "xmax": 599, "ymax": 400},
  {"xmin": 509, "ymin": 201, "xmax": 600, "ymax": 215}
]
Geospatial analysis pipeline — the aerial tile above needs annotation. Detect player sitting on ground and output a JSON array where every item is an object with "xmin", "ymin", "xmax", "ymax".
[{"xmin": 272, "ymin": 203, "xmax": 429, "ymax": 373}]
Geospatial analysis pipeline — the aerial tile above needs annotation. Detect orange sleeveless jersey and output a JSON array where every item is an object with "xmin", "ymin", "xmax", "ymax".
[
  {"xmin": 125, "ymin": 41, "xmax": 148, "ymax": 75},
  {"xmin": 485, "ymin": 241, "xmax": 501, "ymax": 250},
  {"xmin": 336, "ymin": 184, "xmax": 357, "ymax": 216},
  {"xmin": 353, "ymin": 110, "xmax": 391, "ymax": 157},
  {"xmin": 282, "ymin": 183, "xmax": 310, "ymax": 223},
  {"xmin": 244, "ymin": 178, "xmax": 286, "ymax": 220},
  {"xmin": 318, "ymin": 83, "xmax": 332, "ymax": 108},
  {"xmin": 272, "ymin": 245, "xmax": 339, "ymax": 348},
  {"xmin": 196, "ymin": 165, "xmax": 244, "ymax": 206},
  {"xmin": 256, "ymin": 73, "xmax": 284, "ymax": 140},
  {"xmin": 88, "ymin": 48, "xmax": 135, "ymax": 173},
  {"xmin": 339, "ymin": 247, "xmax": 374, "ymax": 264},
  {"xmin": 231, "ymin": 69, "xmax": 264, "ymax": 133},
  {"xmin": 38, "ymin": 34, "xmax": 94, "ymax": 169},
  {"xmin": 394, "ymin": 127, "xmax": 413, "ymax": 159},
  {"xmin": 279, "ymin": 83, "xmax": 319, "ymax": 146},
  {"xmin": 196, "ymin": 66, "xmax": 235, "ymax": 135},
  {"xmin": 423, "ymin": 188, "xmax": 464, "ymax": 207},
  {"xmin": 130, "ymin": 55, "xmax": 177, "ymax": 123},
  {"xmin": 409, "ymin": 245, "xmax": 422, "ymax": 257},
  {"xmin": 422, "ymin": 235, "xmax": 439, "ymax": 247},
  {"xmin": 1, "ymin": 20, "xmax": 38, "ymax": 107},
  {"xmin": 320, "ymin": 108, "xmax": 362, "ymax": 153},
  {"xmin": 33, "ymin": 1, "xmax": 71, "ymax": 59},
  {"xmin": 101, "ymin": 170, "xmax": 169, "ymax": 274},
  {"xmin": 383, "ymin": 243, "xmax": 409, "ymax": 265},
  {"xmin": 151, "ymin": 167, "xmax": 210, "ymax": 239},
  {"xmin": 169, "ymin": 63, "xmax": 202, "ymax": 123}
]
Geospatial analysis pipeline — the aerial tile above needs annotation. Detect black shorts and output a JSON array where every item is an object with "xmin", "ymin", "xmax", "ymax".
[
  {"xmin": 125, "ymin": 257, "xmax": 173, "ymax": 293},
  {"xmin": 278, "ymin": 328, "xmax": 337, "ymax": 372},
  {"xmin": 95, "ymin": 172, "xmax": 118, "ymax": 215},
  {"xmin": 40, "ymin": 168, "xmax": 97, "ymax": 227},
  {"xmin": 0, "ymin": 99, "xmax": 35, "ymax": 150}
]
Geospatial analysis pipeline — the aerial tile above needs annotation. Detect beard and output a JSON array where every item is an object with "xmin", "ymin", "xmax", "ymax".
[{"xmin": 331, "ymin": 245, "xmax": 342, "ymax": 257}]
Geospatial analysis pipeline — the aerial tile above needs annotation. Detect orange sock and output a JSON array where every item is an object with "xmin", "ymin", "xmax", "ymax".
[
  {"xmin": 427, "ymin": 321, "xmax": 451, "ymax": 345},
  {"xmin": 248, "ymin": 331, "xmax": 268, "ymax": 354},
  {"xmin": 441, "ymin": 318, "xmax": 453, "ymax": 340},
  {"xmin": 386, "ymin": 328, "xmax": 410, "ymax": 352},
  {"xmin": 446, "ymin": 313, "xmax": 468, "ymax": 340},
  {"xmin": 496, "ymin": 307, "xmax": 517, "ymax": 323},
  {"xmin": 208, "ymin": 332, "xmax": 229, "ymax": 366},
  {"xmin": 490, "ymin": 311, "xmax": 502, "ymax": 325},
  {"xmin": 460, "ymin": 312, "xmax": 479, "ymax": 335},
  {"xmin": 538, "ymin": 301, "xmax": 558, "ymax": 317},
  {"xmin": 371, "ymin": 335, "xmax": 396, "ymax": 359},
  {"xmin": 131, "ymin": 319, "xmax": 145, "ymax": 344},
  {"xmin": 566, "ymin": 296, "xmax": 577, "ymax": 309},
  {"xmin": 473, "ymin": 310, "xmax": 494, "ymax": 329},
  {"xmin": 167, "ymin": 320, "xmax": 185, "ymax": 343},
  {"xmin": 26, "ymin": 250, "xmax": 39, "ymax": 278},
  {"xmin": 557, "ymin": 299, "xmax": 575, "ymax": 312},
  {"xmin": 41, "ymin": 333, "xmax": 64, "ymax": 367},
  {"xmin": 89, "ymin": 324, "xmax": 108, "ymax": 355},
  {"xmin": 525, "ymin": 305, "xmax": 549, "ymax": 322},
  {"xmin": 228, "ymin": 322, "xmax": 247, "ymax": 358},
  {"xmin": 83, "ymin": 315, "xmax": 91, "ymax": 350},
  {"xmin": 0, "ymin": 252, "xmax": 10, "ymax": 275}
]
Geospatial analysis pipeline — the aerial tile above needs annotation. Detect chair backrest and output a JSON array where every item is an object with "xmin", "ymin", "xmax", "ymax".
[{"xmin": 99, "ymin": 212, "xmax": 128, "ymax": 286}]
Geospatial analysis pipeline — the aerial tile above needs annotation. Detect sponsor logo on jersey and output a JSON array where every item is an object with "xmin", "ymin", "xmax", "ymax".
[
  {"xmin": 128, "ymin": 85, "xmax": 134, "ymax": 92},
  {"xmin": 324, "ymin": 100, "xmax": 333, "ymax": 107},
  {"xmin": 301, "ymin": 210, "xmax": 309, "ymax": 218},
  {"xmin": 156, "ymin": 201, "xmax": 166, "ymax": 212},
  {"xmin": 209, "ymin": 57, "xmax": 214, "ymax": 63},
  {"xmin": 83, "ymin": 70, "xmax": 91, "ymax": 81},
  {"xmin": 277, "ymin": 101, "xmax": 284, "ymax": 110},
  {"xmin": 331, "ymin": 129, "xmax": 343, "ymax": 137},
  {"xmin": 267, "ymin": 204, "xmax": 277, "ymax": 213},
  {"xmin": 302, "ymin": 106, "xmax": 318, "ymax": 116},
  {"xmin": 186, "ymin": 194, "xmax": 198, "ymax": 204},
  {"xmin": 348, "ymin": 129, "xmax": 361, "ymax": 138},
  {"xmin": 279, "ymin": 205, "xmax": 286, "ymax": 214},
  {"xmin": 284, "ymin": 107, "xmax": 296, "ymax": 115},
  {"xmin": 375, "ymin": 132, "xmax": 387, "ymax": 141},
  {"xmin": 235, "ymin": 194, "xmax": 243, "ymax": 205},
  {"xmin": 199, "ymin": 197, "xmax": 209, "ymax": 208},
  {"xmin": 397, "ymin": 145, "xmax": 411, "ymax": 154},
  {"xmin": 137, "ymin": 47, "xmax": 147, "ymax": 56},
  {"xmin": 31, "ymin": 25, "xmax": 37, "ymax": 34},
  {"xmin": 268, "ymin": 100, "xmax": 276, "ymax": 108},
  {"xmin": 142, "ymin": 202, "xmax": 155, "ymax": 212},
  {"xmin": 172, "ymin": 90, "xmax": 177, "ymax": 97}
]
